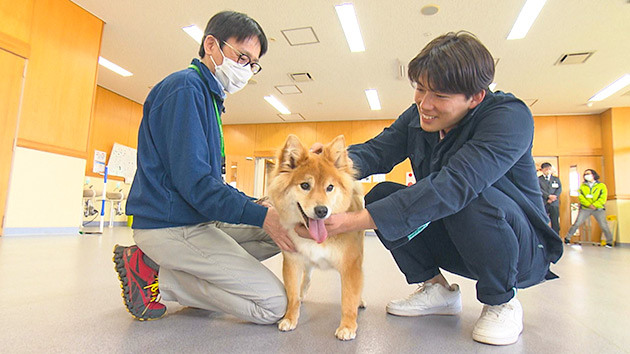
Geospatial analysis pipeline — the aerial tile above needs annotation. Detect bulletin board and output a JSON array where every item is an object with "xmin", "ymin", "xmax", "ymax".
[{"xmin": 108, "ymin": 142, "xmax": 137, "ymax": 183}]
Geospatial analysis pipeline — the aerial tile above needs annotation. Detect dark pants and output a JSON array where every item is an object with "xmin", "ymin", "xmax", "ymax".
[
  {"xmin": 545, "ymin": 203, "xmax": 560, "ymax": 234},
  {"xmin": 366, "ymin": 182, "xmax": 550, "ymax": 305}
]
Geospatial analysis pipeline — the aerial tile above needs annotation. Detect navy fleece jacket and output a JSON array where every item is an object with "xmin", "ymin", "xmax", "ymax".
[
  {"xmin": 348, "ymin": 91, "xmax": 563, "ymax": 263},
  {"xmin": 127, "ymin": 59, "xmax": 267, "ymax": 229}
]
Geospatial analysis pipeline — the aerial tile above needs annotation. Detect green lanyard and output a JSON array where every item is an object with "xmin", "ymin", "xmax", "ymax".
[{"xmin": 188, "ymin": 64, "xmax": 225, "ymax": 159}]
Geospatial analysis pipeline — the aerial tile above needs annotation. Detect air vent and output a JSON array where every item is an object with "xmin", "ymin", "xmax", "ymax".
[
  {"xmin": 278, "ymin": 113, "xmax": 306, "ymax": 121},
  {"xmin": 281, "ymin": 27, "xmax": 319, "ymax": 46},
  {"xmin": 522, "ymin": 99, "xmax": 538, "ymax": 107},
  {"xmin": 289, "ymin": 72, "xmax": 313, "ymax": 82},
  {"xmin": 555, "ymin": 52, "xmax": 594, "ymax": 65},
  {"xmin": 275, "ymin": 85, "xmax": 302, "ymax": 95}
]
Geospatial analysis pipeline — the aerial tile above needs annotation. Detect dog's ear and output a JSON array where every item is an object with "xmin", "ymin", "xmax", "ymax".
[
  {"xmin": 323, "ymin": 135, "xmax": 352, "ymax": 171},
  {"xmin": 278, "ymin": 134, "xmax": 307, "ymax": 172}
]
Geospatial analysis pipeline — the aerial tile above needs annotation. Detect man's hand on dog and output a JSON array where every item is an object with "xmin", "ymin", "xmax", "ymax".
[
  {"xmin": 263, "ymin": 207, "xmax": 296, "ymax": 252},
  {"xmin": 294, "ymin": 209, "xmax": 377, "ymax": 240}
]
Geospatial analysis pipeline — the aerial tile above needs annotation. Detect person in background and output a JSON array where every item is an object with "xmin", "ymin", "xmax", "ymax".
[
  {"xmin": 538, "ymin": 162, "xmax": 562, "ymax": 234},
  {"xmin": 301, "ymin": 31, "xmax": 562, "ymax": 346},
  {"xmin": 112, "ymin": 11, "xmax": 293, "ymax": 324},
  {"xmin": 565, "ymin": 169, "xmax": 613, "ymax": 248}
]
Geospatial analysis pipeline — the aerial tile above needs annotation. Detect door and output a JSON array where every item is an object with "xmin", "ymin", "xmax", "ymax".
[
  {"xmin": 0, "ymin": 49, "xmax": 27, "ymax": 236},
  {"xmin": 558, "ymin": 156, "xmax": 605, "ymax": 242}
]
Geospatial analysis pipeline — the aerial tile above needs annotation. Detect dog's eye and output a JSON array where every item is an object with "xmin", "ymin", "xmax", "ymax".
[
  {"xmin": 326, "ymin": 184, "xmax": 334, "ymax": 192},
  {"xmin": 300, "ymin": 182, "xmax": 310, "ymax": 191}
]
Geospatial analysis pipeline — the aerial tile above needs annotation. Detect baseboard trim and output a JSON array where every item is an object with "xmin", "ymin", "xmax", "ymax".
[
  {"xmin": 3, "ymin": 227, "xmax": 80, "ymax": 236},
  {"xmin": 82, "ymin": 221, "xmax": 128, "ymax": 227}
]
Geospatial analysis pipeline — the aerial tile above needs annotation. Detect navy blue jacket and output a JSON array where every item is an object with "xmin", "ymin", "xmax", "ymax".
[
  {"xmin": 127, "ymin": 59, "xmax": 267, "ymax": 229},
  {"xmin": 348, "ymin": 91, "xmax": 562, "ymax": 263}
]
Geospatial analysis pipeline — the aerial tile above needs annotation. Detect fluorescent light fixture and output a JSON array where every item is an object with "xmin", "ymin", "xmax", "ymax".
[
  {"xmin": 334, "ymin": 3, "xmax": 365, "ymax": 52},
  {"xmin": 588, "ymin": 74, "xmax": 630, "ymax": 102},
  {"xmin": 98, "ymin": 57, "xmax": 133, "ymax": 77},
  {"xmin": 507, "ymin": 0, "xmax": 547, "ymax": 40},
  {"xmin": 365, "ymin": 89, "xmax": 381, "ymax": 110},
  {"xmin": 264, "ymin": 96, "xmax": 291, "ymax": 114},
  {"xmin": 182, "ymin": 24, "xmax": 204, "ymax": 44},
  {"xmin": 488, "ymin": 83, "xmax": 497, "ymax": 91}
]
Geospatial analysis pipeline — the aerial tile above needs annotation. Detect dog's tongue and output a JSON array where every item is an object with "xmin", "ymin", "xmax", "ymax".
[{"xmin": 308, "ymin": 218, "xmax": 328, "ymax": 243}]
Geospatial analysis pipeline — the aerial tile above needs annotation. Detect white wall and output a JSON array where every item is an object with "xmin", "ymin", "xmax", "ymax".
[{"xmin": 4, "ymin": 147, "xmax": 85, "ymax": 235}]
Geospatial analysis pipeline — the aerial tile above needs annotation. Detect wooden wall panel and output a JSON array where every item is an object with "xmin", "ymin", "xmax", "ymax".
[
  {"xmin": 532, "ymin": 116, "xmax": 558, "ymax": 156},
  {"xmin": 555, "ymin": 114, "xmax": 602, "ymax": 156},
  {"xmin": 611, "ymin": 107, "xmax": 630, "ymax": 197},
  {"xmin": 254, "ymin": 122, "xmax": 317, "ymax": 154},
  {"xmin": 18, "ymin": 0, "xmax": 102, "ymax": 157},
  {"xmin": 0, "ymin": 0, "xmax": 34, "ymax": 58},
  {"xmin": 85, "ymin": 87, "xmax": 137, "ymax": 179},
  {"xmin": 224, "ymin": 124, "xmax": 256, "ymax": 156},
  {"xmin": 0, "ymin": 50, "xmax": 26, "ymax": 235},
  {"xmin": 350, "ymin": 119, "xmax": 393, "ymax": 144},
  {"xmin": 316, "ymin": 121, "xmax": 354, "ymax": 146},
  {"xmin": 600, "ymin": 109, "xmax": 615, "ymax": 197},
  {"xmin": 127, "ymin": 102, "xmax": 143, "ymax": 149}
]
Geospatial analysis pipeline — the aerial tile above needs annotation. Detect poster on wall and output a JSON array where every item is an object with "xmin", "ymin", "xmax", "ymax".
[
  {"xmin": 93, "ymin": 150, "xmax": 106, "ymax": 173},
  {"xmin": 107, "ymin": 143, "xmax": 137, "ymax": 183}
]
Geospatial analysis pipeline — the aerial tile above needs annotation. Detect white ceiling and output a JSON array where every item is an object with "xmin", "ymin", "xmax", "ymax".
[{"xmin": 72, "ymin": 0, "xmax": 630, "ymax": 125}]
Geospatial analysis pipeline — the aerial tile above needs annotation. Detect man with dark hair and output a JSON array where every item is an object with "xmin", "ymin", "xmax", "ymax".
[
  {"xmin": 539, "ymin": 162, "xmax": 562, "ymax": 234},
  {"xmin": 302, "ymin": 31, "xmax": 562, "ymax": 345},
  {"xmin": 113, "ymin": 11, "xmax": 291, "ymax": 324}
]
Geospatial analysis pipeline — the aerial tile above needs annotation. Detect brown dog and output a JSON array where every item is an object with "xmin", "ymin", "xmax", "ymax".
[{"xmin": 268, "ymin": 134, "xmax": 365, "ymax": 340}]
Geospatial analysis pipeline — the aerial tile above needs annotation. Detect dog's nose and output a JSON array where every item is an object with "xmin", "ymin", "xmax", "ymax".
[{"xmin": 314, "ymin": 206, "xmax": 328, "ymax": 218}]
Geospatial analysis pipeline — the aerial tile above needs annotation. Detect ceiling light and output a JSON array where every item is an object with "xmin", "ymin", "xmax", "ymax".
[
  {"xmin": 488, "ymin": 83, "xmax": 497, "ymax": 91},
  {"xmin": 182, "ymin": 25, "xmax": 204, "ymax": 44},
  {"xmin": 334, "ymin": 3, "xmax": 365, "ymax": 52},
  {"xmin": 365, "ymin": 89, "xmax": 381, "ymax": 110},
  {"xmin": 507, "ymin": 0, "xmax": 547, "ymax": 40},
  {"xmin": 588, "ymin": 74, "xmax": 630, "ymax": 102},
  {"xmin": 264, "ymin": 96, "xmax": 291, "ymax": 114},
  {"xmin": 98, "ymin": 57, "xmax": 132, "ymax": 77}
]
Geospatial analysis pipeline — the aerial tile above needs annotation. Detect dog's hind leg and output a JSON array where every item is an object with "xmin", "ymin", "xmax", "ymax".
[
  {"xmin": 278, "ymin": 254, "xmax": 303, "ymax": 332},
  {"xmin": 335, "ymin": 255, "xmax": 364, "ymax": 340}
]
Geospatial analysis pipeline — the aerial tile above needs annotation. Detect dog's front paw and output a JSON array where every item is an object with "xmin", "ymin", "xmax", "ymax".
[
  {"xmin": 278, "ymin": 317, "xmax": 298, "ymax": 332},
  {"xmin": 335, "ymin": 326, "xmax": 357, "ymax": 341}
]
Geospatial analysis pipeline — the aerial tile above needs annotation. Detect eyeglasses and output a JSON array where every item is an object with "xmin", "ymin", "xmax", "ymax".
[{"xmin": 221, "ymin": 41, "xmax": 262, "ymax": 75}]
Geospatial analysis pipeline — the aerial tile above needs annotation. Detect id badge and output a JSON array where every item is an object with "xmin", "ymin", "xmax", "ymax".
[
  {"xmin": 586, "ymin": 194, "xmax": 593, "ymax": 199},
  {"xmin": 551, "ymin": 182, "xmax": 559, "ymax": 188}
]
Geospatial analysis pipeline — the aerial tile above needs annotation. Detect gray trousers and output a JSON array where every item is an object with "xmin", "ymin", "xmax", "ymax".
[
  {"xmin": 566, "ymin": 208, "xmax": 613, "ymax": 244},
  {"xmin": 133, "ymin": 222, "xmax": 286, "ymax": 324}
]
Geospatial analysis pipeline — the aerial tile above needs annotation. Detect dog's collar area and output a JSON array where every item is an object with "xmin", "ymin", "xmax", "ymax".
[{"xmin": 297, "ymin": 202, "xmax": 309, "ymax": 229}]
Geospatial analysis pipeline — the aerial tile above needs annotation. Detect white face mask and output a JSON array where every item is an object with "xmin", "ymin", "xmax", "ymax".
[
  {"xmin": 584, "ymin": 174, "xmax": 594, "ymax": 182},
  {"xmin": 210, "ymin": 42, "xmax": 253, "ymax": 94}
]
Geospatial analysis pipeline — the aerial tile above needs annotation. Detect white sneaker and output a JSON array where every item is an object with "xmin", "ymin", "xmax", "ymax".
[
  {"xmin": 386, "ymin": 282, "xmax": 462, "ymax": 316},
  {"xmin": 472, "ymin": 297, "xmax": 523, "ymax": 346}
]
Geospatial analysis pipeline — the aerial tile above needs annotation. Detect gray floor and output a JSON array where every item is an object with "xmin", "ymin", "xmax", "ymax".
[{"xmin": 0, "ymin": 227, "xmax": 628, "ymax": 354}]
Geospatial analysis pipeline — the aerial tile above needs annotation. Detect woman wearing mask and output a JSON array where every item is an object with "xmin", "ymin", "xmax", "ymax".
[{"xmin": 565, "ymin": 169, "xmax": 614, "ymax": 247}]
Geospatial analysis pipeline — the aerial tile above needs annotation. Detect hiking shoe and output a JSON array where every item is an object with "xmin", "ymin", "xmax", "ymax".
[
  {"xmin": 605, "ymin": 244, "xmax": 613, "ymax": 249},
  {"xmin": 113, "ymin": 245, "xmax": 166, "ymax": 321},
  {"xmin": 564, "ymin": 238, "xmax": 571, "ymax": 245},
  {"xmin": 386, "ymin": 282, "xmax": 462, "ymax": 316},
  {"xmin": 472, "ymin": 296, "xmax": 523, "ymax": 345}
]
